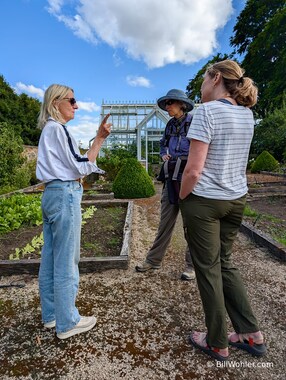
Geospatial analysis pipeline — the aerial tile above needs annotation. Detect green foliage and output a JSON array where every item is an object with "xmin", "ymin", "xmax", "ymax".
[
  {"xmin": 106, "ymin": 144, "xmax": 137, "ymax": 160},
  {"xmin": 0, "ymin": 123, "xmax": 39, "ymax": 193},
  {"xmin": 0, "ymin": 193, "xmax": 42, "ymax": 234},
  {"xmin": 112, "ymin": 158, "xmax": 155, "ymax": 199},
  {"xmin": 186, "ymin": 53, "xmax": 232, "ymax": 102},
  {"xmin": 97, "ymin": 155, "xmax": 123, "ymax": 182},
  {"xmin": 147, "ymin": 165, "xmax": 156, "ymax": 178},
  {"xmin": 97, "ymin": 144, "xmax": 136, "ymax": 181},
  {"xmin": 8, "ymin": 206, "xmax": 97, "ymax": 260},
  {"xmin": 82, "ymin": 206, "xmax": 97, "ymax": 225},
  {"xmin": 25, "ymin": 159, "xmax": 38, "ymax": 185},
  {"xmin": 11, "ymin": 164, "xmax": 32, "ymax": 190},
  {"xmin": 0, "ymin": 185, "xmax": 19, "ymax": 196},
  {"xmin": 251, "ymin": 107, "xmax": 286, "ymax": 162},
  {"xmin": 230, "ymin": 0, "xmax": 286, "ymax": 117},
  {"xmin": 243, "ymin": 205, "xmax": 258, "ymax": 217},
  {"xmin": 251, "ymin": 151, "xmax": 279, "ymax": 173},
  {"xmin": 10, "ymin": 232, "xmax": 44, "ymax": 261},
  {"xmin": 0, "ymin": 75, "xmax": 41, "ymax": 145},
  {"xmin": 0, "ymin": 123, "xmax": 25, "ymax": 187}
]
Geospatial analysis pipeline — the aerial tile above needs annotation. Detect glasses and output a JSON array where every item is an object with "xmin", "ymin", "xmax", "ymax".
[
  {"xmin": 63, "ymin": 97, "xmax": 77, "ymax": 106},
  {"xmin": 165, "ymin": 99, "xmax": 176, "ymax": 106}
]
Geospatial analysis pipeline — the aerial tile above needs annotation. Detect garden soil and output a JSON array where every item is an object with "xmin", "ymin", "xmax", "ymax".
[{"xmin": 0, "ymin": 178, "xmax": 285, "ymax": 380}]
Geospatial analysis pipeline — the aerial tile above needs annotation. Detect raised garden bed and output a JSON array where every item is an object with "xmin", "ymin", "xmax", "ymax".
[
  {"xmin": 241, "ymin": 173, "xmax": 286, "ymax": 261},
  {"xmin": 0, "ymin": 200, "xmax": 133, "ymax": 276}
]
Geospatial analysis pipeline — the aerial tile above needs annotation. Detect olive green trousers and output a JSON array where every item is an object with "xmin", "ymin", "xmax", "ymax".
[{"xmin": 179, "ymin": 193, "xmax": 259, "ymax": 348}]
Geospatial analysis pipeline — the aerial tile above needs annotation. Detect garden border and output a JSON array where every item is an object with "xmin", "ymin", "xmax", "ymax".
[
  {"xmin": 240, "ymin": 221, "xmax": 286, "ymax": 262},
  {"xmin": 0, "ymin": 200, "xmax": 134, "ymax": 276}
]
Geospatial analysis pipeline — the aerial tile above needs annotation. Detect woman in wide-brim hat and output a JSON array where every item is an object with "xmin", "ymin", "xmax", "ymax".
[
  {"xmin": 135, "ymin": 88, "xmax": 196, "ymax": 282},
  {"xmin": 157, "ymin": 89, "xmax": 194, "ymax": 112}
]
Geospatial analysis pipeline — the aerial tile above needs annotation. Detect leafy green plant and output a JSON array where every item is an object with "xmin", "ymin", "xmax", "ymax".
[
  {"xmin": 107, "ymin": 237, "xmax": 120, "ymax": 247},
  {"xmin": 267, "ymin": 222, "xmax": 286, "ymax": 246},
  {"xmin": 82, "ymin": 242, "xmax": 100, "ymax": 251},
  {"xmin": 243, "ymin": 205, "xmax": 258, "ymax": 217},
  {"xmin": 96, "ymin": 144, "xmax": 137, "ymax": 182},
  {"xmin": 112, "ymin": 158, "xmax": 155, "ymax": 199},
  {"xmin": 9, "ymin": 206, "xmax": 98, "ymax": 260},
  {"xmin": 97, "ymin": 155, "xmax": 123, "ymax": 182},
  {"xmin": 0, "ymin": 193, "xmax": 42, "ymax": 234},
  {"xmin": 0, "ymin": 123, "xmax": 25, "ymax": 190},
  {"xmin": 82, "ymin": 206, "xmax": 97, "ymax": 225},
  {"xmin": 243, "ymin": 203, "xmax": 286, "ymax": 247},
  {"xmin": 251, "ymin": 151, "xmax": 279, "ymax": 173},
  {"xmin": 9, "ymin": 232, "xmax": 44, "ymax": 260}
]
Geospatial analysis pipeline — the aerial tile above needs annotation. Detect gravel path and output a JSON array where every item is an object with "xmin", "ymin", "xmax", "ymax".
[{"xmin": 0, "ymin": 187, "xmax": 285, "ymax": 380}]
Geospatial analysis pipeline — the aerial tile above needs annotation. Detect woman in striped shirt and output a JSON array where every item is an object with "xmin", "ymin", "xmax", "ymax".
[{"xmin": 179, "ymin": 60, "xmax": 266, "ymax": 361}]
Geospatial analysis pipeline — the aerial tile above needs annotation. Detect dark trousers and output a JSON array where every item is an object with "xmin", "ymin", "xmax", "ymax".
[
  {"xmin": 146, "ymin": 184, "xmax": 193, "ymax": 269},
  {"xmin": 180, "ymin": 193, "xmax": 259, "ymax": 348}
]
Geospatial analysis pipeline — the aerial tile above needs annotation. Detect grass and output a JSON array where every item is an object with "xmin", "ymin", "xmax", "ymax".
[
  {"xmin": 107, "ymin": 237, "xmax": 121, "ymax": 247},
  {"xmin": 243, "ymin": 204, "xmax": 259, "ymax": 217},
  {"xmin": 243, "ymin": 204, "xmax": 286, "ymax": 247}
]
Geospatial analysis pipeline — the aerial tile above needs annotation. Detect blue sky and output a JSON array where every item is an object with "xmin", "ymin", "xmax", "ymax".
[{"xmin": 1, "ymin": 0, "xmax": 246, "ymax": 147}]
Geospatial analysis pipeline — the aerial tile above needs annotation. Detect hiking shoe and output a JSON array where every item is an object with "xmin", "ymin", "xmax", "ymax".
[
  {"xmin": 44, "ymin": 320, "xmax": 56, "ymax": 329},
  {"xmin": 57, "ymin": 316, "xmax": 97, "ymax": 340},
  {"xmin": 181, "ymin": 268, "xmax": 196, "ymax": 281},
  {"xmin": 135, "ymin": 261, "xmax": 161, "ymax": 272}
]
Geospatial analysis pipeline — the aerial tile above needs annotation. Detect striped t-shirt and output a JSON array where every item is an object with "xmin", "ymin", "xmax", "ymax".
[{"xmin": 187, "ymin": 100, "xmax": 254, "ymax": 200}]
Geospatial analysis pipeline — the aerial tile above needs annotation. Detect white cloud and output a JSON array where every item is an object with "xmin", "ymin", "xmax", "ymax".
[
  {"xmin": 46, "ymin": 0, "xmax": 64, "ymax": 14},
  {"xmin": 12, "ymin": 77, "xmax": 100, "ymax": 148},
  {"xmin": 126, "ymin": 75, "xmax": 151, "ymax": 88},
  {"xmin": 14, "ymin": 82, "xmax": 45, "ymax": 99},
  {"xmin": 46, "ymin": 0, "xmax": 233, "ymax": 68},
  {"xmin": 13, "ymin": 82, "xmax": 100, "ymax": 113},
  {"xmin": 113, "ymin": 51, "xmax": 123, "ymax": 67},
  {"xmin": 56, "ymin": 13, "xmax": 98, "ymax": 44},
  {"xmin": 77, "ymin": 101, "xmax": 100, "ymax": 112},
  {"xmin": 67, "ymin": 117, "xmax": 100, "ymax": 148}
]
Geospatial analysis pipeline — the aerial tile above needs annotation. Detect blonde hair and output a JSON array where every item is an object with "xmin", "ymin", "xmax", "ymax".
[
  {"xmin": 206, "ymin": 60, "xmax": 258, "ymax": 107},
  {"xmin": 37, "ymin": 84, "xmax": 74, "ymax": 129}
]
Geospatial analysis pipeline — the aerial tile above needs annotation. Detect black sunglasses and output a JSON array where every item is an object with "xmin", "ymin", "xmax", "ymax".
[
  {"xmin": 63, "ymin": 97, "xmax": 77, "ymax": 106},
  {"xmin": 165, "ymin": 99, "xmax": 176, "ymax": 106}
]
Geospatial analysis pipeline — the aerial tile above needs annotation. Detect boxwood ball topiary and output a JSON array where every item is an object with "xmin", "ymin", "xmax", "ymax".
[
  {"xmin": 251, "ymin": 150, "xmax": 279, "ymax": 173},
  {"xmin": 112, "ymin": 158, "xmax": 155, "ymax": 199}
]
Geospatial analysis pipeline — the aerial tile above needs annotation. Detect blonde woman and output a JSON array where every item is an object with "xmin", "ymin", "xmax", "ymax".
[
  {"xmin": 180, "ymin": 60, "xmax": 266, "ymax": 361},
  {"xmin": 36, "ymin": 84, "xmax": 111, "ymax": 339}
]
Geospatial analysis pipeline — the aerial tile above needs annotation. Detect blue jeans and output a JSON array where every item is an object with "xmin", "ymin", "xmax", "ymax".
[{"xmin": 39, "ymin": 180, "xmax": 83, "ymax": 333}]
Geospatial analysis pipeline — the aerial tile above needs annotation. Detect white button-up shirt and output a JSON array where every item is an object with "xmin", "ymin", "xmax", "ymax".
[{"xmin": 36, "ymin": 118, "xmax": 104, "ymax": 183}]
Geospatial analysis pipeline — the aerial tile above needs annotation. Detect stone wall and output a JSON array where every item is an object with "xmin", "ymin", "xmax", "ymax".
[{"xmin": 23, "ymin": 145, "xmax": 38, "ymax": 161}]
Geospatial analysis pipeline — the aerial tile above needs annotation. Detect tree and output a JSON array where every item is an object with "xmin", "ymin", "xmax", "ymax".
[
  {"xmin": 186, "ymin": 53, "xmax": 232, "ymax": 102},
  {"xmin": 0, "ymin": 75, "xmax": 41, "ymax": 145},
  {"xmin": 251, "ymin": 107, "xmax": 286, "ymax": 162},
  {"xmin": 0, "ymin": 123, "xmax": 25, "ymax": 188},
  {"xmin": 17, "ymin": 93, "xmax": 42, "ymax": 145},
  {"xmin": 230, "ymin": 0, "xmax": 286, "ymax": 117}
]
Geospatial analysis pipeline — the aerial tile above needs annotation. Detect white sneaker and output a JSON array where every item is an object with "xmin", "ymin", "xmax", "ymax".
[
  {"xmin": 57, "ymin": 316, "xmax": 97, "ymax": 340},
  {"xmin": 44, "ymin": 320, "xmax": 56, "ymax": 329}
]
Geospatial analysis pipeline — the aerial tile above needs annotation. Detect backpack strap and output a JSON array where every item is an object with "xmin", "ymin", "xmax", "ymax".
[
  {"xmin": 164, "ymin": 113, "xmax": 192, "ymax": 148},
  {"xmin": 163, "ymin": 119, "xmax": 173, "ymax": 148}
]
